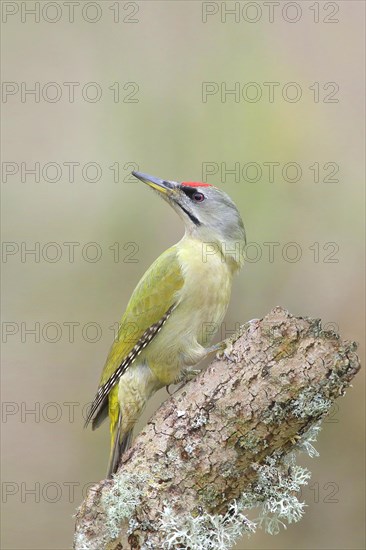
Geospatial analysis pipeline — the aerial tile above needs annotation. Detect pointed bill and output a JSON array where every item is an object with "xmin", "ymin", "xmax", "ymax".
[{"xmin": 132, "ymin": 171, "xmax": 176, "ymax": 195}]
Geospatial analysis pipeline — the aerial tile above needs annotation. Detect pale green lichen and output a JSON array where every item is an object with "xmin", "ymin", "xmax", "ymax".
[
  {"xmin": 127, "ymin": 517, "xmax": 140, "ymax": 535},
  {"xmin": 159, "ymin": 500, "xmax": 256, "ymax": 550},
  {"xmin": 156, "ymin": 424, "xmax": 320, "ymax": 548},
  {"xmin": 101, "ymin": 471, "xmax": 149, "ymax": 539},
  {"xmin": 241, "ymin": 454, "xmax": 311, "ymax": 535},
  {"xmin": 292, "ymin": 389, "xmax": 331, "ymax": 419},
  {"xmin": 141, "ymin": 541, "xmax": 155, "ymax": 550},
  {"xmin": 262, "ymin": 401, "xmax": 288, "ymax": 424},
  {"xmin": 184, "ymin": 442, "xmax": 197, "ymax": 455},
  {"xmin": 296, "ymin": 422, "xmax": 322, "ymax": 457},
  {"xmin": 191, "ymin": 409, "xmax": 209, "ymax": 429},
  {"xmin": 236, "ymin": 430, "xmax": 264, "ymax": 452},
  {"xmin": 74, "ymin": 471, "xmax": 150, "ymax": 548},
  {"xmin": 263, "ymin": 387, "xmax": 332, "ymax": 426},
  {"xmin": 75, "ymin": 405, "xmax": 323, "ymax": 550},
  {"xmin": 74, "ymin": 531, "xmax": 94, "ymax": 550},
  {"xmin": 74, "ymin": 470, "xmax": 149, "ymax": 548},
  {"xmin": 238, "ymin": 424, "xmax": 320, "ymax": 537}
]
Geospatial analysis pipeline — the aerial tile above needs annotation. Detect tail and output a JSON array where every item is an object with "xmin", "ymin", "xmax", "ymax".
[
  {"xmin": 105, "ymin": 367, "xmax": 154, "ymax": 477},
  {"xmin": 106, "ymin": 386, "xmax": 133, "ymax": 478},
  {"xmin": 106, "ymin": 415, "xmax": 133, "ymax": 478}
]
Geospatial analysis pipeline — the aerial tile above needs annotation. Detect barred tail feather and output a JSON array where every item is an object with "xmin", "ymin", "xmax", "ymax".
[{"xmin": 106, "ymin": 419, "xmax": 133, "ymax": 478}]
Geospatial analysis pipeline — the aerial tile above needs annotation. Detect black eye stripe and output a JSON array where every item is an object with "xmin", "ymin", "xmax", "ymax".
[{"xmin": 181, "ymin": 186, "xmax": 199, "ymax": 198}]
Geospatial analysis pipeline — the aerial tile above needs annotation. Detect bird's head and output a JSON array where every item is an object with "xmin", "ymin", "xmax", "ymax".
[{"xmin": 132, "ymin": 171, "xmax": 246, "ymax": 269}]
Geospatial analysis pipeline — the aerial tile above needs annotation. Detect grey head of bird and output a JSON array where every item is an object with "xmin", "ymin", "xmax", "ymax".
[{"xmin": 132, "ymin": 171, "xmax": 246, "ymax": 269}]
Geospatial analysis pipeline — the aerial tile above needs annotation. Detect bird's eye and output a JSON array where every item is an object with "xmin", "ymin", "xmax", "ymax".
[{"xmin": 192, "ymin": 192, "xmax": 205, "ymax": 202}]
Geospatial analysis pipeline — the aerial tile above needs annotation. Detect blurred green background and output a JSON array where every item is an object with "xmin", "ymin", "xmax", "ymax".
[{"xmin": 1, "ymin": 1, "xmax": 365, "ymax": 549}]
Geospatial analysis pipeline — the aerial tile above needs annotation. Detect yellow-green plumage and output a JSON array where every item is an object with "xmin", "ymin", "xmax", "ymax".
[
  {"xmin": 86, "ymin": 171, "xmax": 246, "ymax": 477},
  {"xmin": 100, "ymin": 246, "xmax": 183, "ymax": 471},
  {"xmin": 100, "ymin": 246, "xmax": 183, "ymax": 386},
  {"xmin": 106, "ymin": 238, "xmax": 234, "ymax": 473}
]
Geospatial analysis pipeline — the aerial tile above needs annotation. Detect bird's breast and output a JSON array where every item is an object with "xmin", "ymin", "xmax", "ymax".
[
  {"xmin": 144, "ymin": 238, "xmax": 234, "ymax": 381},
  {"xmin": 176, "ymin": 238, "xmax": 233, "ymax": 340}
]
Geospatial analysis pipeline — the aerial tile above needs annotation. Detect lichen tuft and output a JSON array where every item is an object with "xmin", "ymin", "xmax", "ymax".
[
  {"xmin": 292, "ymin": 388, "xmax": 331, "ymax": 419},
  {"xmin": 241, "ymin": 453, "xmax": 311, "ymax": 535},
  {"xmin": 100, "ymin": 471, "xmax": 149, "ymax": 540},
  {"xmin": 159, "ymin": 500, "xmax": 256, "ymax": 550}
]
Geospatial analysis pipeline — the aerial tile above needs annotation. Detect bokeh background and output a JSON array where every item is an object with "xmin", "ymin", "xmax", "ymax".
[{"xmin": 1, "ymin": 1, "xmax": 365, "ymax": 549}]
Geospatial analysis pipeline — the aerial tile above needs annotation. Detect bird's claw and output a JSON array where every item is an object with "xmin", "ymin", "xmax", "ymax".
[
  {"xmin": 215, "ymin": 340, "xmax": 236, "ymax": 363},
  {"xmin": 166, "ymin": 368, "xmax": 201, "ymax": 395}
]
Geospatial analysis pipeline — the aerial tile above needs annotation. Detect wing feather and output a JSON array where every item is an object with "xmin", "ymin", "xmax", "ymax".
[{"xmin": 85, "ymin": 246, "xmax": 183, "ymax": 428}]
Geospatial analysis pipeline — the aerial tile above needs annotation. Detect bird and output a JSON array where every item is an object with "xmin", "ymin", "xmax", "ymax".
[{"xmin": 85, "ymin": 171, "xmax": 246, "ymax": 477}]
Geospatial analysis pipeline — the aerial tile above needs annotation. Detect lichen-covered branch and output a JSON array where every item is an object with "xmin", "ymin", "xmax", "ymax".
[{"xmin": 74, "ymin": 307, "xmax": 360, "ymax": 550}]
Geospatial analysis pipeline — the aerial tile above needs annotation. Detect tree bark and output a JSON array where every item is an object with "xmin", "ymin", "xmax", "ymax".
[{"xmin": 74, "ymin": 307, "xmax": 360, "ymax": 550}]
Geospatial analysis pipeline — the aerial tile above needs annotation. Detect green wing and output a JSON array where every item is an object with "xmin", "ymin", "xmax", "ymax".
[
  {"xmin": 101, "ymin": 245, "xmax": 183, "ymax": 383},
  {"xmin": 85, "ymin": 245, "xmax": 183, "ymax": 427}
]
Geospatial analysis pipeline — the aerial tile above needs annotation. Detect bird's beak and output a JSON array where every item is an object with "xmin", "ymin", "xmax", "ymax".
[
  {"xmin": 132, "ymin": 171, "xmax": 176, "ymax": 195},
  {"xmin": 132, "ymin": 170, "xmax": 201, "ymax": 227}
]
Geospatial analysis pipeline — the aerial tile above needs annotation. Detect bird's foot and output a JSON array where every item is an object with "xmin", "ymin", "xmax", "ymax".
[
  {"xmin": 213, "ymin": 319, "xmax": 260, "ymax": 363},
  {"xmin": 166, "ymin": 368, "xmax": 202, "ymax": 395},
  {"xmin": 204, "ymin": 340, "xmax": 237, "ymax": 363}
]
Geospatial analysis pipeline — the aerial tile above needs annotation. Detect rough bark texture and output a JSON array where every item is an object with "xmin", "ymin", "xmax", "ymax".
[{"xmin": 74, "ymin": 307, "xmax": 361, "ymax": 549}]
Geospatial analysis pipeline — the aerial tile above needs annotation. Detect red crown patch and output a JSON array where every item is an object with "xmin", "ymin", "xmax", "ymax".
[{"xmin": 181, "ymin": 181, "xmax": 212, "ymax": 188}]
